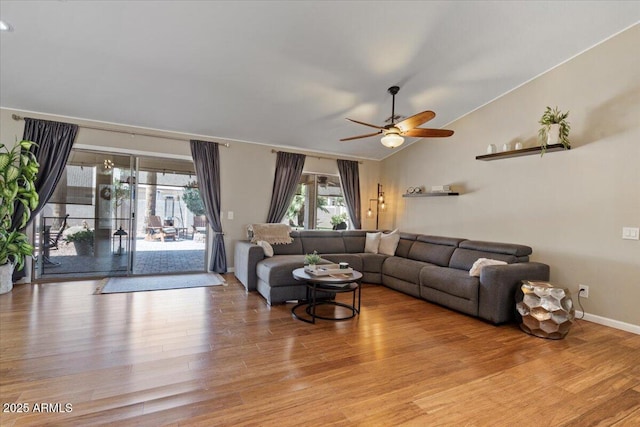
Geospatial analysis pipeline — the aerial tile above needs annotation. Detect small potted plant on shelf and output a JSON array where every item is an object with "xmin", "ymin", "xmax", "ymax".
[
  {"xmin": 304, "ymin": 250, "xmax": 321, "ymax": 271},
  {"xmin": 63, "ymin": 224, "xmax": 95, "ymax": 256},
  {"xmin": 538, "ymin": 106, "xmax": 571, "ymax": 155},
  {"xmin": 0, "ymin": 140, "xmax": 39, "ymax": 294}
]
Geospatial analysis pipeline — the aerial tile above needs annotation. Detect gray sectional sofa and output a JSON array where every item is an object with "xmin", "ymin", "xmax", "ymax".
[{"xmin": 234, "ymin": 230, "xmax": 550, "ymax": 324}]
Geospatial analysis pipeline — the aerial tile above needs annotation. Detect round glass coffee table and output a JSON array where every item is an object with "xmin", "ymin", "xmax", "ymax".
[{"xmin": 291, "ymin": 267, "xmax": 363, "ymax": 324}]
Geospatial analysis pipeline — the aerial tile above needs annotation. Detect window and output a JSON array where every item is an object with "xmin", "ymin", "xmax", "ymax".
[{"xmin": 285, "ymin": 173, "xmax": 349, "ymax": 230}]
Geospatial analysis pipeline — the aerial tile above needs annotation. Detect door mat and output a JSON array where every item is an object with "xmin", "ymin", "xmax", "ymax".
[{"xmin": 97, "ymin": 273, "xmax": 226, "ymax": 294}]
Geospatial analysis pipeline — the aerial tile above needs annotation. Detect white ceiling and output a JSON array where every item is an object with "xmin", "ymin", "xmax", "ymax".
[{"xmin": 1, "ymin": 1, "xmax": 638, "ymax": 160}]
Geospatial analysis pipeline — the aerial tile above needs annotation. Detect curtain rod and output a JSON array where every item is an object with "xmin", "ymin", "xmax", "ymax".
[
  {"xmin": 271, "ymin": 149, "xmax": 363, "ymax": 164},
  {"xmin": 11, "ymin": 114, "xmax": 230, "ymax": 147}
]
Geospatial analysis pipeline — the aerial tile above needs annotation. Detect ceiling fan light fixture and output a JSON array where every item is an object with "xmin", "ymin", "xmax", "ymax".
[{"xmin": 381, "ymin": 133, "xmax": 404, "ymax": 148}]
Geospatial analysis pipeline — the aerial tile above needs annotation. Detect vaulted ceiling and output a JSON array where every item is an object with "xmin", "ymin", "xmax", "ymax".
[{"xmin": 1, "ymin": 1, "xmax": 638, "ymax": 160}]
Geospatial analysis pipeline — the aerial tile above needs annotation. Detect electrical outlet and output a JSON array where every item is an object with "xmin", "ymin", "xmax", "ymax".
[{"xmin": 578, "ymin": 284, "xmax": 589, "ymax": 298}]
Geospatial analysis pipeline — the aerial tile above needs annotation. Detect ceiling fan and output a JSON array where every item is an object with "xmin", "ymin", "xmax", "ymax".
[{"xmin": 340, "ymin": 86, "xmax": 454, "ymax": 148}]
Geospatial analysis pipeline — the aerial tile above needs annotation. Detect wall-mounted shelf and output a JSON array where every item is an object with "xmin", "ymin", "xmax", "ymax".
[
  {"xmin": 402, "ymin": 192, "xmax": 459, "ymax": 198},
  {"xmin": 476, "ymin": 143, "xmax": 570, "ymax": 161}
]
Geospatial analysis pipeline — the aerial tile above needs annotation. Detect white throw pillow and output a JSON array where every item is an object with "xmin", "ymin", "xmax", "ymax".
[
  {"xmin": 469, "ymin": 258, "xmax": 507, "ymax": 277},
  {"xmin": 256, "ymin": 240, "xmax": 274, "ymax": 257},
  {"xmin": 364, "ymin": 232, "xmax": 382, "ymax": 254},
  {"xmin": 379, "ymin": 229, "xmax": 400, "ymax": 256}
]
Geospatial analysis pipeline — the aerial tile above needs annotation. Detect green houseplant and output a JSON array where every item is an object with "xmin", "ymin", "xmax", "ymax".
[
  {"xmin": 63, "ymin": 225, "xmax": 95, "ymax": 256},
  {"xmin": 304, "ymin": 250, "xmax": 321, "ymax": 269},
  {"xmin": 0, "ymin": 140, "xmax": 40, "ymax": 294},
  {"xmin": 538, "ymin": 106, "xmax": 571, "ymax": 155},
  {"xmin": 331, "ymin": 213, "xmax": 348, "ymax": 230}
]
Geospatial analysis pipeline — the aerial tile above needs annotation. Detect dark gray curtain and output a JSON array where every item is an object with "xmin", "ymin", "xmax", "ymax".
[
  {"xmin": 266, "ymin": 151, "xmax": 306, "ymax": 223},
  {"xmin": 13, "ymin": 118, "xmax": 78, "ymax": 226},
  {"xmin": 189, "ymin": 140, "xmax": 227, "ymax": 273},
  {"xmin": 337, "ymin": 159, "xmax": 362, "ymax": 229},
  {"xmin": 12, "ymin": 118, "xmax": 78, "ymax": 280}
]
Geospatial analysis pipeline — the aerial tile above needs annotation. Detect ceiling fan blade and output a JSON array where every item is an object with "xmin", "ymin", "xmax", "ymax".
[
  {"xmin": 346, "ymin": 118, "xmax": 385, "ymax": 130},
  {"xmin": 403, "ymin": 128, "xmax": 454, "ymax": 138},
  {"xmin": 395, "ymin": 110, "xmax": 436, "ymax": 132},
  {"xmin": 340, "ymin": 130, "xmax": 383, "ymax": 141}
]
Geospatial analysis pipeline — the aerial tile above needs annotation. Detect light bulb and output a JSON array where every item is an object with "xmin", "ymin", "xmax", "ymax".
[
  {"xmin": 380, "ymin": 202, "xmax": 386, "ymax": 210},
  {"xmin": 367, "ymin": 209, "xmax": 373, "ymax": 218}
]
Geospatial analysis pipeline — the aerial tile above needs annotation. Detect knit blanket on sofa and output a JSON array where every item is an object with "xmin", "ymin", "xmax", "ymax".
[{"xmin": 249, "ymin": 223, "xmax": 293, "ymax": 245}]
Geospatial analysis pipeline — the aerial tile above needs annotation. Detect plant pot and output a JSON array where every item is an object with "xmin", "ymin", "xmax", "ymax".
[
  {"xmin": 546, "ymin": 123, "xmax": 561, "ymax": 145},
  {"xmin": 0, "ymin": 263, "xmax": 15, "ymax": 294},
  {"xmin": 73, "ymin": 241, "xmax": 94, "ymax": 256}
]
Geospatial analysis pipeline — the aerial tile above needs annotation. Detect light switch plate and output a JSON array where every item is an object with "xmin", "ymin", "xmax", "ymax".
[
  {"xmin": 622, "ymin": 227, "xmax": 639, "ymax": 240},
  {"xmin": 228, "ymin": 211, "xmax": 234, "ymax": 220}
]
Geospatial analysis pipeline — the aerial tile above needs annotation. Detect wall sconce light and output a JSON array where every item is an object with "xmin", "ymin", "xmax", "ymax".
[{"xmin": 368, "ymin": 183, "xmax": 386, "ymax": 229}]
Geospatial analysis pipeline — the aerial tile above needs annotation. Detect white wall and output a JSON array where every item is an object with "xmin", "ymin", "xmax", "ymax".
[{"xmin": 381, "ymin": 26, "xmax": 640, "ymax": 327}]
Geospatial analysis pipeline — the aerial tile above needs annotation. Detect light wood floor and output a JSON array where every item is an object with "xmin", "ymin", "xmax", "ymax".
[{"xmin": 1, "ymin": 274, "xmax": 638, "ymax": 426}]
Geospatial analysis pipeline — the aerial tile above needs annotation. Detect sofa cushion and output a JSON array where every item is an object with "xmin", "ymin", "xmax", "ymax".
[
  {"xmin": 256, "ymin": 240, "xmax": 274, "ymax": 257},
  {"xmin": 417, "ymin": 235, "xmax": 466, "ymax": 247},
  {"xmin": 272, "ymin": 234, "xmax": 304, "ymax": 255},
  {"xmin": 342, "ymin": 230, "xmax": 367, "ymax": 253},
  {"xmin": 256, "ymin": 255, "xmax": 330, "ymax": 288},
  {"xmin": 365, "ymin": 232, "xmax": 382, "ymax": 254},
  {"xmin": 383, "ymin": 256, "xmax": 432, "ymax": 284},
  {"xmin": 459, "ymin": 240, "xmax": 532, "ymax": 257},
  {"xmin": 395, "ymin": 233, "xmax": 418, "ymax": 258},
  {"xmin": 359, "ymin": 253, "xmax": 388, "ymax": 273},
  {"xmin": 319, "ymin": 253, "xmax": 364, "ymax": 272},
  {"xmin": 300, "ymin": 231, "xmax": 346, "ymax": 254},
  {"xmin": 419, "ymin": 266, "xmax": 479, "ymax": 301},
  {"xmin": 379, "ymin": 229, "xmax": 400, "ymax": 256},
  {"xmin": 408, "ymin": 241, "xmax": 456, "ymax": 267},
  {"xmin": 449, "ymin": 248, "xmax": 517, "ymax": 271}
]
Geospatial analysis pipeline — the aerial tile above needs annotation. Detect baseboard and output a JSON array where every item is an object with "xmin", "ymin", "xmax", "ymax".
[
  {"xmin": 575, "ymin": 311, "xmax": 640, "ymax": 335},
  {"xmin": 227, "ymin": 267, "xmax": 235, "ymax": 273}
]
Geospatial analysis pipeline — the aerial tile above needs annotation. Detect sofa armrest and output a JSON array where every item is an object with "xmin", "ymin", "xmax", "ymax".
[
  {"xmin": 478, "ymin": 262, "xmax": 550, "ymax": 324},
  {"xmin": 234, "ymin": 240, "xmax": 265, "ymax": 291}
]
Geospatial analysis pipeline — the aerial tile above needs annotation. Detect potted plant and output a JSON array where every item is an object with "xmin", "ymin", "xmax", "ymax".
[
  {"xmin": 538, "ymin": 106, "xmax": 571, "ymax": 155},
  {"xmin": 0, "ymin": 140, "xmax": 40, "ymax": 294},
  {"xmin": 331, "ymin": 213, "xmax": 348, "ymax": 230},
  {"xmin": 63, "ymin": 225, "xmax": 95, "ymax": 256},
  {"xmin": 304, "ymin": 250, "xmax": 321, "ymax": 271}
]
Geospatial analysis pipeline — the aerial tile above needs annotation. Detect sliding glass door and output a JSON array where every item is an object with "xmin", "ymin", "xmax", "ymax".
[
  {"xmin": 34, "ymin": 149, "xmax": 207, "ymax": 280},
  {"xmin": 35, "ymin": 150, "xmax": 134, "ymax": 279},
  {"xmin": 132, "ymin": 157, "xmax": 207, "ymax": 275}
]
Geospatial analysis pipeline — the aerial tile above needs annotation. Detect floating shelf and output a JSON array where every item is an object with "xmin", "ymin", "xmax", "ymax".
[
  {"xmin": 402, "ymin": 192, "xmax": 459, "ymax": 197},
  {"xmin": 476, "ymin": 143, "xmax": 570, "ymax": 161}
]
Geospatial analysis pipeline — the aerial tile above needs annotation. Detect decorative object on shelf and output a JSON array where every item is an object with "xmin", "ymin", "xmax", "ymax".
[
  {"xmin": 0, "ymin": 140, "xmax": 40, "ymax": 294},
  {"xmin": 475, "ymin": 143, "xmax": 570, "ymax": 161},
  {"xmin": 538, "ymin": 106, "xmax": 571, "ymax": 155},
  {"xmin": 502, "ymin": 142, "xmax": 511, "ymax": 152},
  {"xmin": 366, "ymin": 183, "xmax": 386, "ymax": 229},
  {"xmin": 430, "ymin": 185, "xmax": 451, "ymax": 193},
  {"xmin": 515, "ymin": 141, "xmax": 523, "ymax": 150},
  {"xmin": 487, "ymin": 144, "xmax": 497, "ymax": 154},
  {"xmin": 405, "ymin": 186, "xmax": 423, "ymax": 195},
  {"xmin": 516, "ymin": 280, "xmax": 575, "ymax": 339},
  {"xmin": 403, "ymin": 192, "xmax": 459, "ymax": 197}
]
